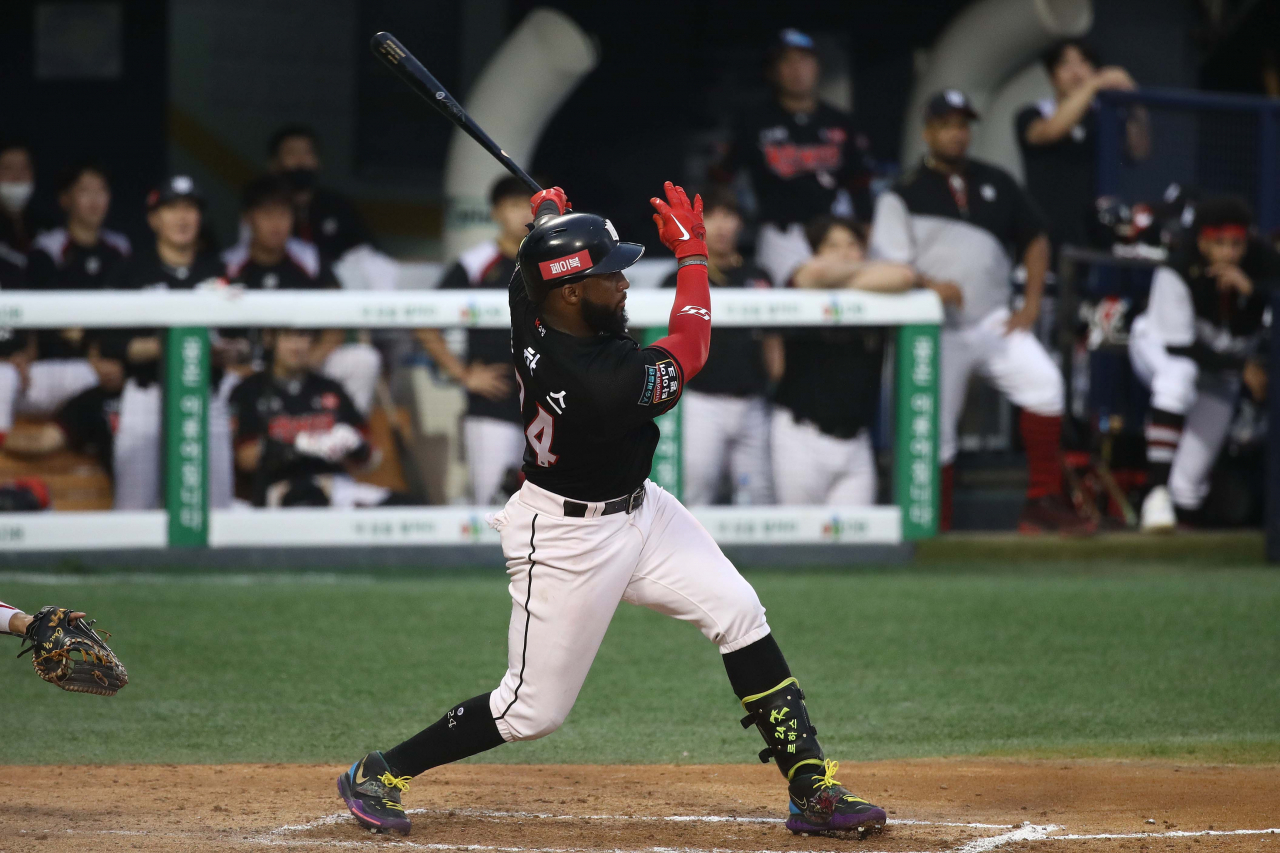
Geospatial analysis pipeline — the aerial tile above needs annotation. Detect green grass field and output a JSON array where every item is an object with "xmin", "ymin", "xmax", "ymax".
[{"xmin": 2, "ymin": 563, "xmax": 1278, "ymax": 766}]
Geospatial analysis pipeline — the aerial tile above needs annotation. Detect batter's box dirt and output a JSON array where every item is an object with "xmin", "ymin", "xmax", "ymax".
[{"xmin": 1, "ymin": 760, "xmax": 1277, "ymax": 853}]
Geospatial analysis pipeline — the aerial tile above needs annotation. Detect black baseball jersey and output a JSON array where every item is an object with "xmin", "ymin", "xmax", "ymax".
[
  {"xmin": 1150, "ymin": 237, "xmax": 1280, "ymax": 372},
  {"xmin": 229, "ymin": 370, "xmax": 367, "ymax": 504},
  {"xmin": 295, "ymin": 188, "xmax": 373, "ymax": 262},
  {"xmin": 0, "ymin": 241, "xmax": 25, "ymax": 288},
  {"xmin": 222, "ymin": 240, "xmax": 335, "ymax": 290},
  {"xmin": 438, "ymin": 242, "xmax": 521, "ymax": 424},
  {"xmin": 1016, "ymin": 100, "xmax": 1098, "ymax": 252},
  {"xmin": 509, "ymin": 270, "xmax": 683, "ymax": 501},
  {"xmin": 775, "ymin": 325, "xmax": 885, "ymax": 439},
  {"xmin": 660, "ymin": 260, "xmax": 772, "ymax": 397},
  {"xmin": 27, "ymin": 228, "xmax": 132, "ymax": 358},
  {"xmin": 101, "ymin": 247, "xmax": 227, "ymax": 385},
  {"xmin": 719, "ymin": 99, "xmax": 874, "ymax": 226},
  {"xmin": 56, "ymin": 384, "xmax": 122, "ymax": 478},
  {"xmin": 871, "ymin": 158, "xmax": 1048, "ymax": 326}
]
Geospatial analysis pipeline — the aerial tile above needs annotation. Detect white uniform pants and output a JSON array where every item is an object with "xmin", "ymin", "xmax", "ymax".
[
  {"xmin": 940, "ymin": 307, "xmax": 1064, "ymax": 465},
  {"xmin": 680, "ymin": 390, "xmax": 773, "ymax": 505},
  {"xmin": 323, "ymin": 343, "xmax": 382, "ymax": 416},
  {"xmin": 755, "ymin": 222, "xmax": 810, "ymax": 289},
  {"xmin": 485, "ymin": 479, "xmax": 770, "ymax": 742},
  {"xmin": 0, "ymin": 359, "xmax": 98, "ymax": 434},
  {"xmin": 1129, "ymin": 316, "xmax": 1237, "ymax": 510},
  {"xmin": 771, "ymin": 408, "xmax": 876, "ymax": 505},
  {"xmin": 463, "ymin": 416, "xmax": 526, "ymax": 505},
  {"xmin": 113, "ymin": 377, "xmax": 236, "ymax": 511}
]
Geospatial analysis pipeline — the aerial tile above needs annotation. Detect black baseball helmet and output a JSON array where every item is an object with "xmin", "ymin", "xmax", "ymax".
[{"xmin": 517, "ymin": 212, "xmax": 644, "ymax": 303}]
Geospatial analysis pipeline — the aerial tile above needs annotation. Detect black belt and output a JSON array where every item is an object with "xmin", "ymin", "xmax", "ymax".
[{"xmin": 563, "ymin": 485, "xmax": 646, "ymax": 518}]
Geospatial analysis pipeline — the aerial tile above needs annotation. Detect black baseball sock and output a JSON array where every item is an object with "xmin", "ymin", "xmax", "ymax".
[
  {"xmin": 722, "ymin": 633, "xmax": 792, "ymax": 700},
  {"xmin": 1145, "ymin": 408, "xmax": 1185, "ymax": 488},
  {"xmin": 383, "ymin": 692, "xmax": 506, "ymax": 778}
]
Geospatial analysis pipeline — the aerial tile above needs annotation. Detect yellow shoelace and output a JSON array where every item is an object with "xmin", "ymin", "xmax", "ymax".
[
  {"xmin": 811, "ymin": 759, "xmax": 842, "ymax": 790},
  {"xmin": 379, "ymin": 772, "xmax": 412, "ymax": 793}
]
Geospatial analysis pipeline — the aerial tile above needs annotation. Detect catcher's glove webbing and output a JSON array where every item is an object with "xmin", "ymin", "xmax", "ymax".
[{"xmin": 17, "ymin": 606, "xmax": 128, "ymax": 696}]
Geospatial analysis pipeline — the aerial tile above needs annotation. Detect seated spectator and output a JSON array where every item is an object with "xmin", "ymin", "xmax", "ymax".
[
  {"xmin": 230, "ymin": 328, "xmax": 410, "ymax": 508},
  {"xmin": 0, "ymin": 331, "xmax": 99, "ymax": 455},
  {"xmin": 1016, "ymin": 39, "xmax": 1149, "ymax": 256},
  {"xmin": 27, "ymin": 161, "xmax": 131, "ymax": 368},
  {"xmin": 771, "ymin": 217, "xmax": 915, "ymax": 505},
  {"xmin": 1129, "ymin": 196, "xmax": 1277, "ymax": 531},
  {"xmin": 104, "ymin": 175, "xmax": 230, "ymax": 510},
  {"xmin": 223, "ymin": 175, "xmax": 382, "ymax": 416},
  {"xmin": 711, "ymin": 28, "xmax": 876, "ymax": 289},
  {"xmin": 659, "ymin": 186, "xmax": 775, "ymax": 505},
  {"xmin": 415, "ymin": 177, "xmax": 527, "ymax": 505},
  {"xmin": 0, "ymin": 142, "xmax": 55, "ymax": 260},
  {"xmin": 0, "ymin": 346, "xmax": 124, "ymax": 479},
  {"xmin": 267, "ymin": 125, "xmax": 373, "ymax": 265}
]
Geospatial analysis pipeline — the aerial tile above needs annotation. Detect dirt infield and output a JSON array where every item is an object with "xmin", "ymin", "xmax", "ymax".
[{"xmin": 1, "ymin": 760, "xmax": 1276, "ymax": 852}]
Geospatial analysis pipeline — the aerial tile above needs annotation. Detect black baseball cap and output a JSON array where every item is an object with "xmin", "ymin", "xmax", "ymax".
[
  {"xmin": 768, "ymin": 28, "xmax": 817, "ymax": 64},
  {"xmin": 925, "ymin": 89, "xmax": 980, "ymax": 121},
  {"xmin": 147, "ymin": 174, "xmax": 205, "ymax": 211}
]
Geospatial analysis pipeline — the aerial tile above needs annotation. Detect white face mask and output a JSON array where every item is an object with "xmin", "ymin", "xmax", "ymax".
[{"xmin": 0, "ymin": 181, "xmax": 34, "ymax": 213}]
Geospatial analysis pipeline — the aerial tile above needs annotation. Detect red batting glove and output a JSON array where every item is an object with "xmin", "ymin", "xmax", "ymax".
[
  {"xmin": 650, "ymin": 181, "xmax": 706, "ymax": 259},
  {"xmin": 530, "ymin": 186, "xmax": 571, "ymax": 218}
]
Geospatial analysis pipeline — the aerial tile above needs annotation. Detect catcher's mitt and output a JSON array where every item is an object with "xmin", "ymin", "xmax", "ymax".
[{"xmin": 17, "ymin": 606, "xmax": 128, "ymax": 696}]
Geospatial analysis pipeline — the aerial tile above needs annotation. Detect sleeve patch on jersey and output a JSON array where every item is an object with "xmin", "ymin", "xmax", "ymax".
[
  {"xmin": 539, "ymin": 249, "xmax": 593, "ymax": 280},
  {"xmin": 638, "ymin": 359, "xmax": 680, "ymax": 407}
]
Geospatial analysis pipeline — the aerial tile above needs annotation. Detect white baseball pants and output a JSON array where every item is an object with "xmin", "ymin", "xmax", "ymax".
[
  {"xmin": 1129, "ymin": 317, "xmax": 1237, "ymax": 510},
  {"xmin": 463, "ymin": 416, "xmax": 526, "ymax": 505},
  {"xmin": 323, "ymin": 343, "xmax": 382, "ymax": 416},
  {"xmin": 680, "ymin": 390, "xmax": 773, "ymax": 506},
  {"xmin": 940, "ymin": 307, "xmax": 1064, "ymax": 465},
  {"xmin": 770, "ymin": 408, "xmax": 876, "ymax": 505},
  {"xmin": 755, "ymin": 222, "xmax": 810, "ymax": 289},
  {"xmin": 485, "ymin": 479, "xmax": 770, "ymax": 742},
  {"xmin": 112, "ymin": 377, "xmax": 236, "ymax": 511},
  {"xmin": 0, "ymin": 359, "xmax": 98, "ymax": 434}
]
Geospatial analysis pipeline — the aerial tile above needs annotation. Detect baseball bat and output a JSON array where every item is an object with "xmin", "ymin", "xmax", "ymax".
[{"xmin": 370, "ymin": 32, "xmax": 561, "ymax": 217}]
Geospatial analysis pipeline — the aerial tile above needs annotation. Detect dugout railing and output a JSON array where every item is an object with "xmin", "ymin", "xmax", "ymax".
[{"xmin": 0, "ymin": 288, "xmax": 942, "ymax": 556}]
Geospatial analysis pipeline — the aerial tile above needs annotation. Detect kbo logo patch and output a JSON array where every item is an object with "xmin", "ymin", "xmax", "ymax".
[{"xmin": 539, "ymin": 249, "xmax": 592, "ymax": 280}]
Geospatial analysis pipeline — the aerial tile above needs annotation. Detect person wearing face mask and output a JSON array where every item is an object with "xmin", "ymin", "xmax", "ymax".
[
  {"xmin": 267, "ymin": 125, "xmax": 373, "ymax": 265},
  {"xmin": 0, "ymin": 143, "xmax": 50, "ymax": 257}
]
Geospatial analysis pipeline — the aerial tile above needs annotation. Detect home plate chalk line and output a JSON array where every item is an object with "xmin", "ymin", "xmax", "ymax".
[{"xmin": 253, "ymin": 808, "xmax": 1280, "ymax": 852}]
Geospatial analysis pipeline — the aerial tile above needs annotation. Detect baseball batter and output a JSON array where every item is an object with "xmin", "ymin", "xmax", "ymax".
[{"xmin": 338, "ymin": 183, "xmax": 886, "ymax": 838}]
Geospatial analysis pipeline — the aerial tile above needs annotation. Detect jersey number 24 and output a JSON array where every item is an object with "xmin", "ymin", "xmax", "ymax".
[{"xmin": 525, "ymin": 405, "xmax": 558, "ymax": 467}]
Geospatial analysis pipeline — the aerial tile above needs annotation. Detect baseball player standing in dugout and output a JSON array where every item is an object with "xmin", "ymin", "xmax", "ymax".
[
  {"xmin": 871, "ymin": 90, "xmax": 1091, "ymax": 534},
  {"xmin": 338, "ymin": 183, "xmax": 886, "ymax": 838}
]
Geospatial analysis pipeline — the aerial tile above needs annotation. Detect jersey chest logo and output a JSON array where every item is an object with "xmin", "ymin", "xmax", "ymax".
[
  {"xmin": 523, "ymin": 346, "xmax": 541, "ymax": 371},
  {"xmin": 638, "ymin": 359, "xmax": 680, "ymax": 407}
]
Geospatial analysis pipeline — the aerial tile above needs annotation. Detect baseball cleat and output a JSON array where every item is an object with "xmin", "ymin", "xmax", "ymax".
[
  {"xmin": 785, "ymin": 760, "xmax": 887, "ymax": 836},
  {"xmin": 337, "ymin": 751, "xmax": 412, "ymax": 835},
  {"xmin": 1140, "ymin": 486, "xmax": 1176, "ymax": 533},
  {"xmin": 1017, "ymin": 495, "xmax": 1096, "ymax": 536}
]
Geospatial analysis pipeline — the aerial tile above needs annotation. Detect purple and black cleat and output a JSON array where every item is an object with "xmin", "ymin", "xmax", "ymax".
[
  {"xmin": 785, "ymin": 760, "xmax": 887, "ymax": 837},
  {"xmin": 337, "ymin": 751, "xmax": 412, "ymax": 835}
]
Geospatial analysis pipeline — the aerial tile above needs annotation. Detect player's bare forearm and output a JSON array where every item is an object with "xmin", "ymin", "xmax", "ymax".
[
  {"xmin": 235, "ymin": 439, "xmax": 264, "ymax": 473},
  {"xmin": 6, "ymin": 611, "xmax": 31, "ymax": 635},
  {"xmin": 1024, "ymin": 81, "xmax": 1098, "ymax": 145},
  {"xmin": 1126, "ymin": 106, "xmax": 1151, "ymax": 161},
  {"xmin": 415, "ymin": 328, "xmax": 469, "ymax": 383},
  {"xmin": 849, "ymin": 261, "xmax": 916, "ymax": 293},
  {"xmin": 1023, "ymin": 235, "xmax": 1050, "ymax": 310}
]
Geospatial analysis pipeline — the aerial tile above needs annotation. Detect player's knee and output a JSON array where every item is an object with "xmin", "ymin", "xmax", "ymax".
[
  {"xmin": 710, "ymin": 582, "xmax": 769, "ymax": 652},
  {"xmin": 1019, "ymin": 362, "xmax": 1064, "ymax": 417},
  {"xmin": 504, "ymin": 705, "xmax": 570, "ymax": 742},
  {"xmin": 1151, "ymin": 359, "xmax": 1198, "ymax": 414}
]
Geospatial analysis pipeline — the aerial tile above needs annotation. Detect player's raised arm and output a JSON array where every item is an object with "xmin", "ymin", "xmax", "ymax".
[{"xmin": 647, "ymin": 182, "xmax": 711, "ymax": 380}]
